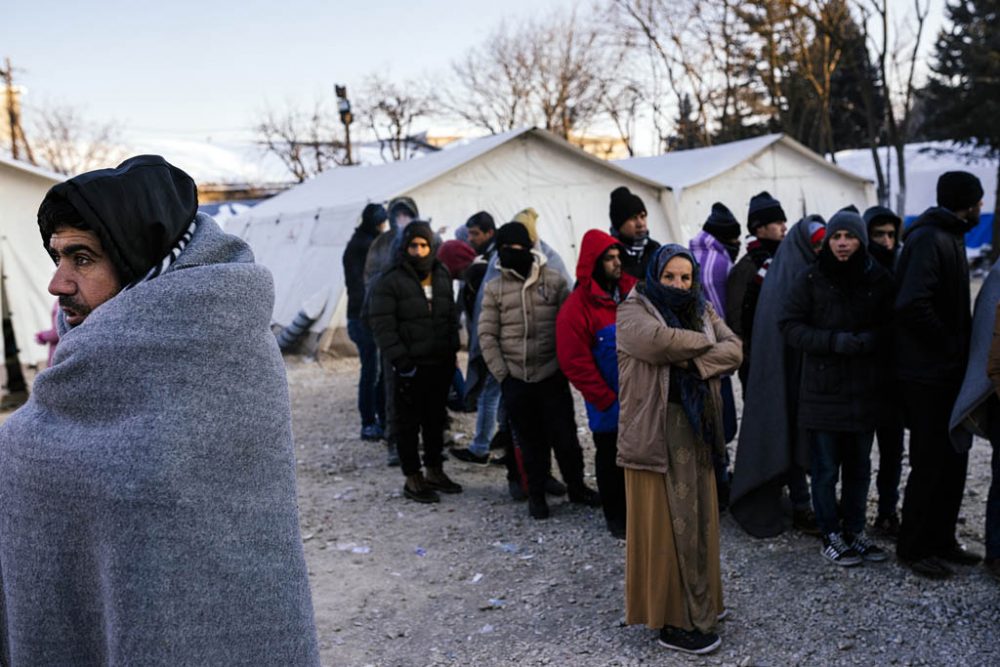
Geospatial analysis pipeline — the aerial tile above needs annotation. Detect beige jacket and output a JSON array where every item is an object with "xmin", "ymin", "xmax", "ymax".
[
  {"xmin": 478, "ymin": 252, "xmax": 570, "ymax": 383},
  {"xmin": 616, "ymin": 288, "xmax": 742, "ymax": 473}
]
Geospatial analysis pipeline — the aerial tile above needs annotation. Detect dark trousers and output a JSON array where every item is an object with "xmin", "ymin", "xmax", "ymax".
[
  {"xmin": 808, "ymin": 430, "xmax": 874, "ymax": 535},
  {"xmin": 381, "ymin": 356, "xmax": 397, "ymax": 444},
  {"xmin": 873, "ymin": 403, "xmax": 905, "ymax": 518},
  {"xmin": 502, "ymin": 373, "xmax": 584, "ymax": 499},
  {"xmin": 593, "ymin": 431, "xmax": 626, "ymax": 528},
  {"xmin": 347, "ymin": 318, "xmax": 384, "ymax": 428},
  {"xmin": 898, "ymin": 383, "xmax": 969, "ymax": 561},
  {"xmin": 393, "ymin": 364, "xmax": 451, "ymax": 476}
]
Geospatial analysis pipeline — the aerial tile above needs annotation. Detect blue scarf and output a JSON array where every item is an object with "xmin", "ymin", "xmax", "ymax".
[{"xmin": 642, "ymin": 244, "xmax": 715, "ymax": 447}]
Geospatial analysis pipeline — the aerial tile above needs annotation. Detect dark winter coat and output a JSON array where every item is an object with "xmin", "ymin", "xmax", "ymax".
[
  {"xmin": 368, "ymin": 259, "xmax": 460, "ymax": 371},
  {"xmin": 343, "ymin": 228, "xmax": 379, "ymax": 319},
  {"xmin": 619, "ymin": 238, "xmax": 660, "ymax": 281},
  {"xmin": 556, "ymin": 230, "xmax": 637, "ymax": 433},
  {"xmin": 779, "ymin": 254, "xmax": 895, "ymax": 432},
  {"xmin": 893, "ymin": 207, "xmax": 973, "ymax": 387}
]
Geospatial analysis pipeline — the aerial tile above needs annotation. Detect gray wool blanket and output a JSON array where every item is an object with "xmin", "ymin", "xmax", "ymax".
[
  {"xmin": 0, "ymin": 216, "xmax": 319, "ymax": 666},
  {"xmin": 950, "ymin": 261, "xmax": 1000, "ymax": 451},
  {"xmin": 730, "ymin": 217, "xmax": 821, "ymax": 537}
]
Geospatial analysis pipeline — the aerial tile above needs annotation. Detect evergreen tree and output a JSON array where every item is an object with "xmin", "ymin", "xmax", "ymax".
[
  {"xmin": 921, "ymin": 0, "xmax": 1000, "ymax": 258},
  {"xmin": 668, "ymin": 94, "xmax": 704, "ymax": 151}
]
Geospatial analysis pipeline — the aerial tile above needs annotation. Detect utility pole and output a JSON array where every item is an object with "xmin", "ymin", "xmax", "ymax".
[
  {"xmin": 335, "ymin": 84, "xmax": 353, "ymax": 165},
  {"xmin": 1, "ymin": 57, "xmax": 35, "ymax": 164}
]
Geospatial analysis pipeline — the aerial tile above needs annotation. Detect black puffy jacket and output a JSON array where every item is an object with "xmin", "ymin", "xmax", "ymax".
[
  {"xmin": 779, "ymin": 255, "xmax": 895, "ymax": 432},
  {"xmin": 368, "ymin": 258, "xmax": 459, "ymax": 370},
  {"xmin": 893, "ymin": 207, "xmax": 973, "ymax": 387}
]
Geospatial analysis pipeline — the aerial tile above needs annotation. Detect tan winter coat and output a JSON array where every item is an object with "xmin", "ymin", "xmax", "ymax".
[
  {"xmin": 478, "ymin": 252, "xmax": 570, "ymax": 383},
  {"xmin": 616, "ymin": 289, "xmax": 742, "ymax": 473}
]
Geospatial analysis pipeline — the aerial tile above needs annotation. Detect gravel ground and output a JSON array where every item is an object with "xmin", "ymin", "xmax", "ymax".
[{"xmin": 293, "ymin": 355, "xmax": 998, "ymax": 667}]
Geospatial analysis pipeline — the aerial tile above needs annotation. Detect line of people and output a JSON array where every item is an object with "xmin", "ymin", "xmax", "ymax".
[{"xmin": 344, "ymin": 171, "xmax": 997, "ymax": 655}]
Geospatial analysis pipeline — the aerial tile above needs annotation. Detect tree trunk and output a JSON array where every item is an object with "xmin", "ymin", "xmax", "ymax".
[{"xmin": 894, "ymin": 142, "xmax": 906, "ymax": 217}]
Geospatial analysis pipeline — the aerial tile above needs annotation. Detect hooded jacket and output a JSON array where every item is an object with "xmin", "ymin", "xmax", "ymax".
[
  {"xmin": 343, "ymin": 220, "xmax": 381, "ymax": 320},
  {"xmin": 689, "ymin": 229, "xmax": 734, "ymax": 317},
  {"xmin": 478, "ymin": 251, "xmax": 570, "ymax": 384},
  {"xmin": 368, "ymin": 234, "xmax": 460, "ymax": 372},
  {"xmin": 893, "ymin": 206, "xmax": 973, "ymax": 387},
  {"xmin": 556, "ymin": 230, "xmax": 638, "ymax": 432}
]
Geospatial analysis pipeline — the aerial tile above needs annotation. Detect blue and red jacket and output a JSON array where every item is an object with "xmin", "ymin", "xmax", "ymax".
[{"xmin": 556, "ymin": 230, "xmax": 638, "ymax": 433}]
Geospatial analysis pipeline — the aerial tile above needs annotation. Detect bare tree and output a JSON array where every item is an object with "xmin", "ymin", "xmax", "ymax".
[
  {"xmin": 863, "ymin": 0, "xmax": 930, "ymax": 216},
  {"xmin": 360, "ymin": 74, "xmax": 435, "ymax": 162},
  {"xmin": 29, "ymin": 104, "xmax": 127, "ymax": 175},
  {"xmin": 255, "ymin": 101, "xmax": 345, "ymax": 182}
]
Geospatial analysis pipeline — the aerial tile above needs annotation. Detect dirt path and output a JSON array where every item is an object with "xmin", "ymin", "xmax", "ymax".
[{"xmin": 292, "ymin": 357, "xmax": 998, "ymax": 667}]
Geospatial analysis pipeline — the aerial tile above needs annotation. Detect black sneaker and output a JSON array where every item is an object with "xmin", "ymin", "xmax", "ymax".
[
  {"xmin": 821, "ymin": 532, "xmax": 863, "ymax": 567},
  {"xmin": 900, "ymin": 555, "xmax": 952, "ymax": 579},
  {"xmin": 568, "ymin": 484, "xmax": 602, "ymax": 507},
  {"xmin": 450, "ymin": 447, "xmax": 490, "ymax": 465},
  {"xmin": 508, "ymin": 479, "xmax": 527, "ymax": 502},
  {"xmin": 657, "ymin": 626, "xmax": 721, "ymax": 655},
  {"xmin": 793, "ymin": 508, "xmax": 822, "ymax": 537},
  {"xmin": 545, "ymin": 475, "xmax": 567, "ymax": 496},
  {"xmin": 386, "ymin": 442, "xmax": 400, "ymax": 467},
  {"xmin": 528, "ymin": 495, "xmax": 550, "ymax": 520},
  {"xmin": 937, "ymin": 542, "xmax": 983, "ymax": 566},
  {"xmin": 872, "ymin": 513, "xmax": 900, "ymax": 539},
  {"xmin": 846, "ymin": 531, "xmax": 888, "ymax": 562}
]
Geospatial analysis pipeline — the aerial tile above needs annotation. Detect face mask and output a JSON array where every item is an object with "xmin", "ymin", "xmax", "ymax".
[
  {"xmin": 498, "ymin": 247, "xmax": 533, "ymax": 279},
  {"xmin": 406, "ymin": 253, "xmax": 435, "ymax": 276}
]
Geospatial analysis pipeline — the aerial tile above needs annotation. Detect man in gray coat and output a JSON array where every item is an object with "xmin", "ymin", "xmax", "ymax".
[{"xmin": 0, "ymin": 156, "xmax": 319, "ymax": 666}]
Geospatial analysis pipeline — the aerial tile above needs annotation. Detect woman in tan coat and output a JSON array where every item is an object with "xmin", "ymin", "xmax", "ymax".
[{"xmin": 617, "ymin": 244, "xmax": 742, "ymax": 655}]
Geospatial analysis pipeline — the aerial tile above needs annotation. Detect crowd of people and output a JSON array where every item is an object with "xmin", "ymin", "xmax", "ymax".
[
  {"xmin": 1, "ymin": 154, "xmax": 994, "ymax": 663},
  {"xmin": 346, "ymin": 172, "xmax": 999, "ymax": 655}
]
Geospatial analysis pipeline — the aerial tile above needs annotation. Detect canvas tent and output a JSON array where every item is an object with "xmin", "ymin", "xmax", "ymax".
[
  {"xmin": 0, "ymin": 154, "xmax": 62, "ymax": 369},
  {"xmin": 224, "ymin": 127, "xmax": 677, "ymax": 354},
  {"xmin": 836, "ymin": 142, "xmax": 997, "ymax": 256},
  {"xmin": 617, "ymin": 134, "xmax": 876, "ymax": 240}
]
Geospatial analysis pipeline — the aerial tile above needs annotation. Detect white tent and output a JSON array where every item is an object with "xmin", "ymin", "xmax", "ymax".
[
  {"xmin": 617, "ymin": 134, "xmax": 876, "ymax": 240},
  {"xmin": 224, "ymin": 127, "xmax": 677, "ymax": 354},
  {"xmin": 835, "ymin": 141, "xmax": 997, "ymax": 217},
  {"xmin": 0, "ymin": 155, "xmax": 62, "ymax": 368}
]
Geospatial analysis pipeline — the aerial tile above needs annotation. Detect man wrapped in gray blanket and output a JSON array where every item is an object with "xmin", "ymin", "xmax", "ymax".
[{"xmin": 0, "ymin": 155, "xmax": 319, "ymax": 666}]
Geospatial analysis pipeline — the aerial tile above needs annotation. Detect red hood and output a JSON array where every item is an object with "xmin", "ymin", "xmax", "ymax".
[{"xmin": 575, "ymin": 229, "xmax": 637, "ymax": 295}]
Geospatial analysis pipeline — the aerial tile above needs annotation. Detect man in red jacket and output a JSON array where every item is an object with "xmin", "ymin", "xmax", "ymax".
[{"xmin": 556, "ymin": 229, "xmax": 638, "ymax": 538}]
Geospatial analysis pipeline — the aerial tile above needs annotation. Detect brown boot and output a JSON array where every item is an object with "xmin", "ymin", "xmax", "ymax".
[
  {"xmin": 424, "ymin": 467, "xmax": 463, "ymax": 494},
  {"xmin": 403, "ymin": 472, "xmax": 440, "ymax": 504}
]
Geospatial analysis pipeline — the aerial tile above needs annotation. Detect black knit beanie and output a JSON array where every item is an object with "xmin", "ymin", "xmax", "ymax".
[
  {"xmin": 609, "ymin": 186, "xmax": 647, "ymax": 230},
  {"xmin": 937, "ymin": 171, "xmax": 984, "ymax": 211},
  {"xmin": 495, "ymin": 221, "xmax": 533, "ymax": 249},
  {"xmin": 37, "ymin": 154, "xmax": 198, "ymax": 284},
  {"xmin": 703, "ymin": 202, "xmax": 741, "ymax": 240},
  {"xmin": 826, "ymin": 209, "xmax": 868, "ymax": 246},
  {"xmin": 359, "ymin": 203, "xmax": 387, "ymax": 234},
  {"xmin": 747, "ymin": 191, "xmax": 786, "ymax": 230}
]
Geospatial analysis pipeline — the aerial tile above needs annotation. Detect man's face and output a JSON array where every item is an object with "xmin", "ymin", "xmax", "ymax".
[
  {"xmin": 829, "ymin": 229, "xmax": 861, "ymax": 261},
  {"xmin": 870, "ymin": 223, "xmax": 897, "ymax": 251},
  {"xmin": 618, "ymin": 211, "xmax": 648, "ymax": 240},
  {"xmin": 755, "ymin": 221, "xmax": 787, "ymax": 242},
  {"xmin": 47, "ymin": 226, "xmax": 122, "ymax": 326},
  {"xmin": 467, "ymin": 226, "xmax": 494, "ymax": 253},
  {"xmin": 601, "ymin": 247, "xmax": 622, "ymax": 282},
  {"xmin": 396, "ymin": 211, "xmax": 415, "ymax": 228},
  {"xmin": 960, "ymin": 200, "xmax": 984, "ymax": 226},
  {"xmin": 407, "ymin": 237, "xmax": 431, "ymax": 258}
]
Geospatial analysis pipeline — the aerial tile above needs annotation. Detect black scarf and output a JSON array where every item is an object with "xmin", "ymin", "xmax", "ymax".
[
  {"xmin": 498, "ymin": 247, "xmax": 533, "ymax": 280},
  {"xmin": 818, "ymin": 244, "xmax": 868, "ymax": 291},
  {"xmin": 642, "ymin": 245, "xmax": 715, "ymax": 447},
  {"xmin": 868, "ymin": 241, "xmax": 896, "ymax": 271}
]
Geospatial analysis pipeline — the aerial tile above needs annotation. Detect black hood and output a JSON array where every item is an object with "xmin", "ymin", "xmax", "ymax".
[
  {"xmin": 38, "ymin": 155, "xmax": 198, "ymax": 284},
  {"xmin": 903, "ymin": 206, "xmax": 975, "ymax": 242}
]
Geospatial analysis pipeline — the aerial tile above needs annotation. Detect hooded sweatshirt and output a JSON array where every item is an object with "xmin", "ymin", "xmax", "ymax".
[{"xmin": 556, "ymin": 230, "xmax": 638, "ymax": 432}]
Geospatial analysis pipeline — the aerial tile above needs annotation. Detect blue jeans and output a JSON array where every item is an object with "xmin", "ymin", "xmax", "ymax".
[
  {"xmin": 347, "ymin": 318, "xmax": 384, "ymax": 428},
  {"xmin": 809, "ymin": 430, "xmax": 874, "ymax": 535},
  {"xmin": 470, "ymin": 373, "xmax": 501, "ymax": 456}
]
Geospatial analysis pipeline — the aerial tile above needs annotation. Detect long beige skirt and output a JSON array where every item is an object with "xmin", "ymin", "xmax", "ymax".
[{"xmin": 624, "ymin": 408, "xmax": 723, "ymax": 633}]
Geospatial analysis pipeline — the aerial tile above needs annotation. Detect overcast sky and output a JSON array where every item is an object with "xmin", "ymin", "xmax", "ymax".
[{"xmin": 3, "ymin": 0, "xmax": 946, "ymax": 154}]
